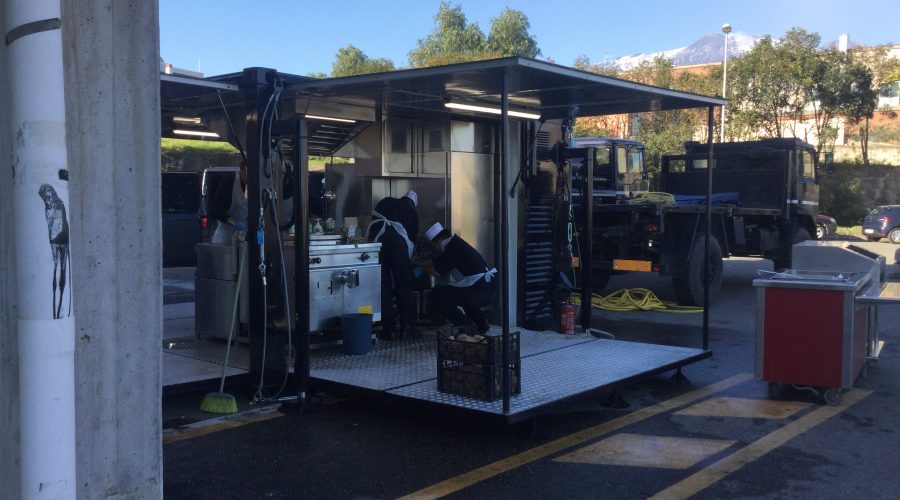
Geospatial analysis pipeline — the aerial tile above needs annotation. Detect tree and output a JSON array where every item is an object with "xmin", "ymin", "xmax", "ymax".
[
  {"xmin": 408, "ymin": 1, "xmax": 488, "ymax": 67},
  {"xmin": 331, "ymin": 44, "xmax": 395, "ymax": 77},
  {"xmin": 849, "ymin": 45, "xmax": 900, "ymax": 165},
  {"xmin": 728, "ymin": 28, "xmax": 821, "ymax": 140},
  {"xmin": 486, "ymin": 8, "xmax": 540, "ymax": 58},
  {"xmin": 619, "ymin": 57, "xmax": 718, "ymax": 184},
  {"xmin": 812, "ymin": 51, "xmax": 877, "ymax": 161}
]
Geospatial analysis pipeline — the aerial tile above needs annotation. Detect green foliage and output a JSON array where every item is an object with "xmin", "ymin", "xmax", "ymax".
[
  {"xmin": 617, "ymin": 57, "xmax": 719, "ymax": 182},
  {"xmin": 573, "ymin": 55, "xmax": 618, "ymax": 77},
  {"xmin": 486, "ymin": 8, "xmax": 540, "ymax": 58},
  {"xmin": 160, "ymin": 138, "xmax": 241, "ymax": 172},
  {"xmin": 408, "ymin": 2, "xmax": 539, "ymax": 67},
  {"xmin": 408, "ymin": 1, "xmax": 487, "ymax": 67},
  {"xmin": 331, "ymin": 44, "xmax": 395, "ymax": 77},
  {"xmin": 728, "ymin": 28, "xmax": 821, "ymax": 140},
  {"xmin": 819, "ymin": 174, "xmax": 868, "ymax": 225}
]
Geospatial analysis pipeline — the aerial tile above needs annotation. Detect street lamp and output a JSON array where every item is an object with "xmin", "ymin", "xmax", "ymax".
[{"xmin": 721, "ymin": 23, "xmax": 732, "ymax": 142}]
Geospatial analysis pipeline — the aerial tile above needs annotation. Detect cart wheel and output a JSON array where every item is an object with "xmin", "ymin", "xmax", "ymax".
[
  {"xmin": 824, "ymin": 388, "xmax": 842, "ymax": 405},
  {"xmin": 767, "ymin": 382, "xmax": 781, "ymax": 399}
]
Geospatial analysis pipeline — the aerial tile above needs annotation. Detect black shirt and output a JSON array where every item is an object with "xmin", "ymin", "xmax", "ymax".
[
  {"xmin": 433, "ymin": 235, "xmax": 493, "ymax": 290},
  {"xmin": 368, "ymin": 197, "xmax": 418, "ymax": 243}
]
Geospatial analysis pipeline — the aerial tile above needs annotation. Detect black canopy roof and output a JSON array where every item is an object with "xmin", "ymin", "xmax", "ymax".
[{"xmin": 288, "ymin": 57, "xmax": 725, "ymax": 120}]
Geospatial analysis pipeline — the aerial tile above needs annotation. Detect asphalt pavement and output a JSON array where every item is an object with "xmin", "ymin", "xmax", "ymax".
[{"xmin": 162, "ymin": 242, "xmax": 900, "ymax": 499}]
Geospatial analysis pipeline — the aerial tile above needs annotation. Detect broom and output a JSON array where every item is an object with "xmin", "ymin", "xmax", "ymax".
[{"xmin": 200, "ymin": 240, "xmax": 246, "ymax": 414}]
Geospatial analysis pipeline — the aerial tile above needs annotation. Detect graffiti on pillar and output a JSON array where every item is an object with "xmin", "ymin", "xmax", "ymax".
[{"xmin": 38, "ymin": 184, "xmax": 71, "ymax": 319}]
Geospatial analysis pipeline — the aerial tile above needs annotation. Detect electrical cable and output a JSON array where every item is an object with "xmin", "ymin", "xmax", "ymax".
[{"xmin": 572, "ymin": 288, "xmax": 703, "ymax": 313}]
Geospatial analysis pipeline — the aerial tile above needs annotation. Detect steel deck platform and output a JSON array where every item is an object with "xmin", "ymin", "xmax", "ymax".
[{"xmin": 309, "ymin": 329, "xmax": 710, "ymax": 423}]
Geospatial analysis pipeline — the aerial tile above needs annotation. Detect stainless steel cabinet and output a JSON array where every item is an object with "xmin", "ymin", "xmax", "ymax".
[{"xmin": 382, "ymin": 117, "xmax": 449, "ymax": 178}]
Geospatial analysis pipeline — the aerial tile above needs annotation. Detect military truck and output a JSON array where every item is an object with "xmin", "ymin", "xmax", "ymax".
[{"xmin": 586, "ymin": 138, "xmax": 821, "ymax": 305}]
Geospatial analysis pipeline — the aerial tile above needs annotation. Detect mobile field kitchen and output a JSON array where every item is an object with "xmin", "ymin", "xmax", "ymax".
[{"xmin": 160, "ymin": 57, "xmax": 726, "ymax": 422}]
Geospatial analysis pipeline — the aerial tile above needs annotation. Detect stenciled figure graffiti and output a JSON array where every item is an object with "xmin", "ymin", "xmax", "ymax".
[{"xmin": 38, "ymin": 184, "xmax": 71, "ymax": 319}]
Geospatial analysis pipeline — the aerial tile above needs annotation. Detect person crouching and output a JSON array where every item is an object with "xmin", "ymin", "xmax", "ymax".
[{"xmin": 416, "ymin": 222, "xmax": 496, "ymax": 334}]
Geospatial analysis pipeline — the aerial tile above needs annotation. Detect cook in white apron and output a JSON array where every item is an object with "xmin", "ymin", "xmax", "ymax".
[
  {"xmin": 212, "ymin": 171, "xmax": 248, "ymax": 244},
  {"xmin": 368, "ymin": 209, "xmax": 415, "ymax": 258}
]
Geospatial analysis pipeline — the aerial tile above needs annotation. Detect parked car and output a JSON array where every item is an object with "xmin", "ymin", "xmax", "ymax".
[
  {"xmin": 815, "ymin": 214, "xmax": 837, "ymax": 240},
  {"xmin": 862, "ymin": 205, "xmax": 900, "ymax": 243},
  {"xmin": 161, "ymin": 171, "xmax": 202, "ymax": 267}
]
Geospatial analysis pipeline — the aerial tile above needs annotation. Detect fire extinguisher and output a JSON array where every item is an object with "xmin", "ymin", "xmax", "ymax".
[{"xmin": 559, "ymin": 298, "xmax": 575, "ymax": 335}]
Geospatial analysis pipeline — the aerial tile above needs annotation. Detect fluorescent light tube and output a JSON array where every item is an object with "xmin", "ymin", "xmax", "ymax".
[
  {"xmin": 445, "ymin": 102, "xmax": 540, "ymax": 120},
  {"xmin": 305, "ymin": 114, "xmax": 356, "ymax": 123},
  {"xmin": 173, "ymin": 129, "xmax": 220, "ymax": 138},
  {"xmin": 173, "ymin": 116, "xmax": 202, "ymax": 125}
]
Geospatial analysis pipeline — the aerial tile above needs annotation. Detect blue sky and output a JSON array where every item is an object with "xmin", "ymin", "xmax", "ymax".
[{"xmin": 160, "ymin": 0, "xmax": 897, "ymax": 77}]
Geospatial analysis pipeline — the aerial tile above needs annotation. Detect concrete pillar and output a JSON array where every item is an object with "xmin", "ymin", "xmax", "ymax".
[
  {"xmin": 61, "ymin": 1, "xmax": 163, "ymax": 498},
  {"xmin": 0, "ymin": 7, "xmax": 23, "ymax": 500}
]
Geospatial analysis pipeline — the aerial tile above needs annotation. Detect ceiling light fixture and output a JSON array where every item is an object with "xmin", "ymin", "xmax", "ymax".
[
  {"xmin": 444, "ymin": 101, "xmax": 541, "ymax": 120},
  {"xmin": 172, "ymin": 116, "xmax": 202, "ymax": 125},
  {"xmin": 173, "ymin": 129, "xmax": 220, "ymax": 138},
  {"xmin": 305, "ymin": 114, "xmax": 357, "ymax": 123}
]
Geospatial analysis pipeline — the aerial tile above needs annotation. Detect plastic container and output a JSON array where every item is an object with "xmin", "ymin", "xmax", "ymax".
[{"xmin": 340, "ymin": 313, "xmax": 373, "ymax": 355}]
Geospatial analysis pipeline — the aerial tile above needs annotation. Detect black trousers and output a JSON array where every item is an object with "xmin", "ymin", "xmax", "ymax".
[
  {"xmin": 380, "ymin": 233, "xmax": 414, "ymax": 331},
  {"xmin": 432, "ymin": 283, "xmax": 494, "ymax": 330}
]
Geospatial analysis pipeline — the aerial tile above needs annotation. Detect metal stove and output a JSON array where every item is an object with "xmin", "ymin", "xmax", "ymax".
[{"xmin": 285, "ymin": 240, "xmax": 382, "ymax": 331}]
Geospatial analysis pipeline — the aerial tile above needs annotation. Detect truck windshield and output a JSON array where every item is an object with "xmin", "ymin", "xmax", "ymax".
[
  {"xmin": 594, "ymin": 146, "xmax": 611, "ymax": 175},
  {"xmin": 627, "ymin": 146, "xmax": 643, "ymax": 173}
]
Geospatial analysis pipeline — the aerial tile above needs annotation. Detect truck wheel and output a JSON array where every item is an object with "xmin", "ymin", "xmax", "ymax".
[
  {"xmin": 773, "ymin": 228, "xmax": 811, "ymax": 270},
  {"xmin": 672, "ymin": 236, "xmax": 723, "ymax": 307},
  {"xmin": 816, "ymin": 224, "xmax": 825, "ymax": 240},
  {"xmin": 592, "ymin": 270, "xmax": 611, "ymax": 294},
  {"xmin": 889, "ymin": 228, "xmax": 900, "ymax": 244}
]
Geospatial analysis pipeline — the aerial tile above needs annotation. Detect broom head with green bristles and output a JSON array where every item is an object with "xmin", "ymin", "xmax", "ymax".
[{"xmin": 200, "ymin": 391, "xmax": 238, "ymax": 414}]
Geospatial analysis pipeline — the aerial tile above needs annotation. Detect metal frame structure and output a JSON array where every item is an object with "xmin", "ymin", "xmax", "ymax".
[{"xmin": 159, "ymin": 57, "xmax": 726, "ymax": 417}]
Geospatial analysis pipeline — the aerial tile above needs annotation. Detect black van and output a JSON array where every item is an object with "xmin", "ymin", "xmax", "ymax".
[{"xmin": 161, "ymin": 171, "xmax": 202, "ymax": 267}]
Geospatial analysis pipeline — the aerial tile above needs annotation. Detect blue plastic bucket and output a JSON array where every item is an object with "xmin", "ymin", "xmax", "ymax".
[{"xmin": 340, "ymin": 313, "xmax": 373, "ymax": 355}]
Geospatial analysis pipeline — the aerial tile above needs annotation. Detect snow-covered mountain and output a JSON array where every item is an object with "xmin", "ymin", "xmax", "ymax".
[{"xmin": 601, "ymin": 32, "xmax": 761, "ymax": 71}]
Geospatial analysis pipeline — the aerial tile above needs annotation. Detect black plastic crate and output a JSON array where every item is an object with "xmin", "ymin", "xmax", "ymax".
[
  {"xmin": 437, "ymin": 326, "xmax": 521, "ymax": 365},
  {"xmin": 437, "ymin": 361, "xmax": 522, "ymax": 402}
]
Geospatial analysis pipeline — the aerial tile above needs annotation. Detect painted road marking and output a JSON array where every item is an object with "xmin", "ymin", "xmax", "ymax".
[
  {"xmin": 674, "ymin": 397, "xmax": 812, "ymax": 420},
  {"xmin": 163, "ymin": 408, "xmax": 285, "ymax": 444},
  {"xmin": 398, "ymin": 372, "xmax": 753, "ymax": 500},
  {"xmin": 649, "ymin": 389, "xmax": 872, "ymax": 500},
  {"xmin": 555, "ymin": 433, "xmax": 736, "ymax": 470}
]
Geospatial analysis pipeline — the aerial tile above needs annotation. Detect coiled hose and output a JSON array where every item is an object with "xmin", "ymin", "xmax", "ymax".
[{"xmin": 573, "ymin": 288, "xmax": 703, "ymax": 313}]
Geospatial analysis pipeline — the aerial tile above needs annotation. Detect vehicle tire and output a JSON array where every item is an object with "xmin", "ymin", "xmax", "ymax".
[
  {"xmin": 672, "ymin": 235, "xmax": 723, "ymax": 307},
  {"xmin": 773, "ymin": 227, "xmax": 811, "ymax": 270},
  {"xmin": 816, "ymin": 224, "xmax": 825, "ymax": 240},
  {"xmin": 889, "ymin": 228, "xmax": 900, "ymax": 244},
  {"xmin": 591, "ymin": 269, "xmax": 611, "ymax": 294}
]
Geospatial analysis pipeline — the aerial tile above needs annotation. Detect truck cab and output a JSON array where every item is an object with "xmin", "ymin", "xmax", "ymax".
[{"xmin": 569, "ymin": 137, "xmax": 648, "ymax": 203}]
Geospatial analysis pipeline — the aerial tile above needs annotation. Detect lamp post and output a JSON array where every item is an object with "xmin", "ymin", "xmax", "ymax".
[{"xmin": 720, "ymin": 23, "xmax": 732, "ymax": 142}]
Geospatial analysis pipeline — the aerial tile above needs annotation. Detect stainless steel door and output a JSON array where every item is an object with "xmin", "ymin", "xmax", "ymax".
[{"xmin": 450, "ymin": 152, "xmax": 494, "ymax": 263}]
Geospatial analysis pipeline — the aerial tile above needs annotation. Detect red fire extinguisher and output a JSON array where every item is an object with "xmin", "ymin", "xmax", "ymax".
[{"xmin": 559, "ymin": 298, "xmax": 575, "ymax": 335}]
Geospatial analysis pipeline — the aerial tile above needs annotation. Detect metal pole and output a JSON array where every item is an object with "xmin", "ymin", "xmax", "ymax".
[
  {"xmin": 580, "ymin": 149, "xmax": 594, "ymax": 330},
  {"xmin": 500, "ymin": 70, "xmax": 511, "ymax": 414},
  {"xmin": 720, "ymin": 24, "xmax": 731, "ymax": 143},
  {"xmin": 243, "ymin": 68, "xmax": 271, "ymax": 376},
  {"xmin": 703, "ymin": 106, "xmax": 715, "ymax": 351},
  {"xmin": 7, "ymin": 1, "xmax": 76, "ymax": 496},
  {"xmin": 293, "ymin": 119, "xmax": 311, "ymax": 408}
]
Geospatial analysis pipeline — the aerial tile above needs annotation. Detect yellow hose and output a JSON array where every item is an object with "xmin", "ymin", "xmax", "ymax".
[{"xmin": 572, "ymin": 288, "xmax": 703, "ymax": 313}]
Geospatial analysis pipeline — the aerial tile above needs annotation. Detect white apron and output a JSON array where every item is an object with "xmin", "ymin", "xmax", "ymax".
[
  {"xmin": 212, "ymin": 172, "xmax": 248, "ymax": 244},
  {"xmin": 446, "ymin": 267, "xmax": 497, "ymax": 288},
  {"xmin": 367, "ymin": 209, "xmax": 415, "ymax": 258}
]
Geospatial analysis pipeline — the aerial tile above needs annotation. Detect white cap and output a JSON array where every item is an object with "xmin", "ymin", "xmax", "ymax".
[
  {"xmin": 425, "ymin": 222, "xmax": 444, "ymax": 241},
  {"xmin": 404, "ymin": 190, "xmax": 418, "ymax": 207}
]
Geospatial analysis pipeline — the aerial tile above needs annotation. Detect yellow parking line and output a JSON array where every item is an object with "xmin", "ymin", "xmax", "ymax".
[
  {"xmin": 399, "ymin": 373, "xmax": 753, "ymax": 500},
  {"xmin": 163, "ymin": 409, "xmax": 285, "ymax": 444},
  {"xmin": 649, "ymin": 389, "xmax": 872, "ymax": 500}
]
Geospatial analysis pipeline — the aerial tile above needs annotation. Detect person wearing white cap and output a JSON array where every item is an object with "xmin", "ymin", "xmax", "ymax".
[
  {"xmin": 367, "ymin": 190, "xmax": 420, "ymax": 340},
  {"xmin": 416, "ymin": 222, "xmax": 496, "ymax": 334}
]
